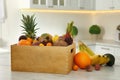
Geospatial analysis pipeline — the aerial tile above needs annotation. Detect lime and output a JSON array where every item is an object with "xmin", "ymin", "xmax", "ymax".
[{"xmin": 70, "ymin": 26, "xmax": 78, "ymax": 37}]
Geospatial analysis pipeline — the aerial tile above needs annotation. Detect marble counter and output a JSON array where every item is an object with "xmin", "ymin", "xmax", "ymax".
[
  {"xmin": 81, "ymin": 39, "xmax": 120, "ymax": 48},
  {"xmin": 0, "ymin": 52, "xmax": 120, "ymax": 80}
]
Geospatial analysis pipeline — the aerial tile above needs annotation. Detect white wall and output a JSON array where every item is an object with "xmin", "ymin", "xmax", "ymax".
[
  {"xmin": 2, "ymin": 0, "xmax": 120, "ymax": 48},
  {"xmin": 94, "ymin": 13, "xmax": 120, "ymax": 40},
  {"xmin": 1, "ymin": 0, "xmax": 93, "ymax": 48}
]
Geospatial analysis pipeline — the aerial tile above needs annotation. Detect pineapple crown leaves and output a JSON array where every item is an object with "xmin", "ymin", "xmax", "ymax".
[{"xmin": 21, "ymin": 14, "xmax": 39, "ymax": 39}]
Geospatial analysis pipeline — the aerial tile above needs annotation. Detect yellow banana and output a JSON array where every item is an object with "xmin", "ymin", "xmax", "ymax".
[
  {"xmin": 78, "ymin": 41, "xmax": 95, "ymax": 56},
  {"xmin": 78, "ymin": 40, "xmax": 110, "ymax": 66},
  {"xmin": 99, "ymin": 55, "xmax": 110, "ymax": 65},
  {"xmin": 90, "ymin": 55, "xmax": 101, "ymax": 65}
]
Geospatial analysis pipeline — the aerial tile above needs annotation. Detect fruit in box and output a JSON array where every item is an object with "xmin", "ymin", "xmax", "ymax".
[
  {"xmin": 20, "ymin": 14, "xmax": 39, "ymax": 39},
  {"xmin": 18, "ymin": 35, "xmax": 27, "ymax": 41},
  {"xmin": 18, "ymin": 14, "xmax": 39, "ymax": 46},
  {"xmin": 53, "ymin": 36, "xmax": 67, "ymax": 46},
  {"xmin": 37, "ymin": 33, "xmax": 53, "ymax": 46},
  {"xmin": 11, "ymin": 43, "xmax": 76, "ymax": 74}
]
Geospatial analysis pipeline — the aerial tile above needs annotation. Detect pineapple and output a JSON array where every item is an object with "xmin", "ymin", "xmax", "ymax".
[{"xmin": 21, "ymin": 14, "xmax": 39, "ymax": 39}]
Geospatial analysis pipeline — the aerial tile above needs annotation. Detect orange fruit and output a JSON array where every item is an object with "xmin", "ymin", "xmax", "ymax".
[
  {"xmin": 27, "ymin": 37, "xmax": 33, "ymax": 43},
  {"xmin": 74, "ymin": 52, "xmax": 91, "ymax": 69},
  {"xmin": 46, "ymin": 42, "xmax": 52, "ymax": 46},
  {"xmin": 18, "ymin": 39, "xmax": 31, "ymax": 46},
  {"xmin": 72, "ymin": 64, "xmax": 79, "ymax": 71}
]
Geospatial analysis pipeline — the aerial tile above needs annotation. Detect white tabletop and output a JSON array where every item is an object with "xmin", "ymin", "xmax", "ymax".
[{"xmin": 0, "ymin": 52, "xmax": 120, "ymax": 80}]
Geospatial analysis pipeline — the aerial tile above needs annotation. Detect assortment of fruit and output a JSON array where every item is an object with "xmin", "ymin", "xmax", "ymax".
[
  {"xmin": 17, "ymin": 15, "xmax": 77, "ymax": 46},
  {"xmin": 18, "ymin": 33, "xmax": 74, "ymax": 46},
  {"xmin": 18, "ymin": 14, "xmax": 115, "ymax": 72},
  {"xmin": 19, "ymin": 33, "xmax": 74, "ymax": 46},
  {"xmin": 73, "ymin": 41, "xmax": 115, "ymax": 72}
]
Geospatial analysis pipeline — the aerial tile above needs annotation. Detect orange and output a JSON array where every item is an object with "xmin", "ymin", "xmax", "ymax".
[
  {"xmin": 18, "ymin": 39, "xmax": 31, "ymax": 46},
  {"xmin": 74, "ymin": 52, "xmax": 91, "ymax": 69},
  {"xmin": 46, "ymin": 42, "xmax": 52, "ymax": 46},
  {"xmin": 27, "ymin": 37, "xmax": 33, "ymax": 43},
  {"xmin": 72, "ymin": 64, "xmax": 79, "ymax": 71}
]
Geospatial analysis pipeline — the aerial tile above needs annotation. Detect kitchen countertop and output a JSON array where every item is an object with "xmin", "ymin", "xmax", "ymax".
[
  {"xmin": 0, "ymin": 40, "xmax": 120, "ymax": 80},
  {"xmin": 81, "ymin": 39, "xmax": 120, "ymax": 47},
  {"xmin": 0, "ymin": 52, "xmax": 120, "ymax": 80}
]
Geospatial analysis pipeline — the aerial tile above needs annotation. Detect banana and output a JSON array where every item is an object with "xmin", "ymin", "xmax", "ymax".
[
  {"xmin": 99, "ymin": 55, "xmax": 110, "ymax": 65},
  {"xmin": 90, "ymin": 55, "xmax": 101, "ymax": 66},
  {"xmin": 98, "ymin": 55, "xmax": 105, "ymax": 65},
  {"xmin": 78, "ymin": 41, "xmax": 95, "ymax": 56},
  {"xmin": 78, "ymin": 40, "xmax": 110, "ymax": 66}
]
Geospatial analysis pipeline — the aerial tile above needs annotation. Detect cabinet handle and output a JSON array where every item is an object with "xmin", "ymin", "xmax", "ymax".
[
  {"xmin": 109, "ymin": 6, "xmax": 115, "ymax": 10},
  {"xmin": 80, "ymin": 7, "xmax": 84, "ymax": 9},
  {"xmin": 101, "ymin": 47, "xmax": 110, "ymax": 50}
]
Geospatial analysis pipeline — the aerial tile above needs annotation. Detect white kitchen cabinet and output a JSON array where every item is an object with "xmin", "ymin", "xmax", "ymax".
[
  {"xmin": 114, "ymin": 47, "xmax": 120, "ymax": 65},
  {"xmin": 113, "ymin": 0, "xmax": 120, "ymax": 10},
  {"xmin": 95, "ymin": 0, "xmax": 120, "ymax": 10},
  {"xmin": 64, "ymin": 0, "xmax": 95, "ymax": 10},
  {"xmin": 95, "ymin": 45, "xmax": 114, "ymax": 55},
  {"xmin": 77, "ymin": 0, "xmax": 95, "ymax": 10},
  {"xmin": 30, "ymin": 0, "xmax": 95, "ymax": 10},
  {"xmin": 30, "ymin": 0, "xmax": 70, "ymax": 9}
]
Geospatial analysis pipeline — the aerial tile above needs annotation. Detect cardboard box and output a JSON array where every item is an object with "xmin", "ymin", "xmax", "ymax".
[{"xmin": 11, "ymin": 43, "xmax": 76, "ymax": 74}]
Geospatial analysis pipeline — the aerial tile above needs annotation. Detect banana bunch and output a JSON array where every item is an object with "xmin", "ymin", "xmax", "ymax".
[{"xmin": 78, "ymin": 41, "xmax": 110, "ymax": 66}]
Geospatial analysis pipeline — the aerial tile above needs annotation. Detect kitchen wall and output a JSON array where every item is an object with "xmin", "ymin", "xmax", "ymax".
[
  {"xmin": 1, "ymin": 0, "xmax": 93, "ymax": 48},
  {"xmin": 1, "ymin": 0, "xmax": 120, "ymax": 48},
  {"xmin": 93, "ymin": 13, "xmax": 120, "ymax": 41}
]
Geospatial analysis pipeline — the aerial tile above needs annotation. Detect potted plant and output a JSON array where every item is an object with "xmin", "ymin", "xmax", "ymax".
[{"xmin": 89, "ymin": 24, "xmax": 101, "ymax": 40}]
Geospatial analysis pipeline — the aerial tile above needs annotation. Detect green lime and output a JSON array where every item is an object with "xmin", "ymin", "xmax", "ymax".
[{"xmin": 70, "ymin": 26, "xmax": 78, "ymax": 37}]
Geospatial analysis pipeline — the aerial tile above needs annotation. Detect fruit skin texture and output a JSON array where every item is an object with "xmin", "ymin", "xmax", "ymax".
[
  {"xmin": 18, "ymin": 39, "xmax": 31, "ymax": 46},
  {"xmin": 70, "ymin": 26, "xmax": 78, "ymax": 37},
  {"xmin": 72, "ymin": 64, "xmax": 79, "ymax": 71},
  {"xmin": 95, "ymin": 64, "xmax": 101, "ymax": 71},
  {"xmin": 74, "ymin": 52, "xmax": 91, "ymax": 69},
  {"xmin": 18, "ymin": 35, "xmax": 27, "ymax": 41},
  {"xmin": 104, "ymin": 53, "xmax": 115, "ymax": 66},
  {"xmin": 46, "ymin": 42, "xmax": 52, "ymax": 46}
]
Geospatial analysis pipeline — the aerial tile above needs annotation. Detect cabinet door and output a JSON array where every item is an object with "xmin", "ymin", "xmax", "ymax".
[
  {"xmin": 113, "ymin": 0, "xmax": 120, "ymax": 10},
  {"xmin": 114, "ymin": 48, "xmax": 120, "ymax": 65},
  {"xmin": 95, "ymin": 0, "xmax": 115, "ymax": 10},
  {"xmin": 30, "ymin": 0, "xmax": 69, "ymax": 9},
  {"xmin": 77, "ymin": 0, "xmax": 94, "ymax": 10}
]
